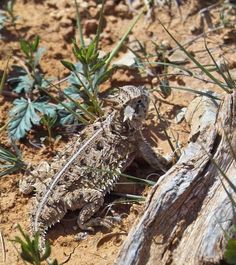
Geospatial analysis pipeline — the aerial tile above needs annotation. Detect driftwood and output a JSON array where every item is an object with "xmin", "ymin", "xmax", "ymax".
[{"xmin": 116, "ymin": 92, "xmax": 236, "ymax": 265}]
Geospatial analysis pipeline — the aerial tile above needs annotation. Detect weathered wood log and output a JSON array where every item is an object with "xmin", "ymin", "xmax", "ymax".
[{"xmin": 116, "ymin": 92, "xmax": 236, "ymax": 265}]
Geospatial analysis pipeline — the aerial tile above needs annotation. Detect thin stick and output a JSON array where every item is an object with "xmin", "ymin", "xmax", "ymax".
[{"xmin": 0, "ymin": 231, "xmax": 6, "ymax": 263}]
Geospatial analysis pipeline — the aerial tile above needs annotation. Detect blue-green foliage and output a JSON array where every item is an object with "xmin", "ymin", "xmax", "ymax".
[
  {"xmin": 0, "ymin": 11, "xmax": 8, "ymax": 30},
  {"xmin": 6, "ymin": 36, "xmax": 58, "ymax": 140},
  {"xmin": 9, "ymin": 98, "xmax": 56, "ymax": 140},
  {"xmin": 8, "ymin": 70, "xmax": 34, "ymax": 93},
  {"xmin": 0, "ymin": 0, "xmax": 17, "ymax": 30}
]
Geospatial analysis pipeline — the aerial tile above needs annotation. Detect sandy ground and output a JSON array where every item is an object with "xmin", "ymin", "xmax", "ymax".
[{"xmin": 0, "ymin": 0, "xmax": 236, "ymax": 264}]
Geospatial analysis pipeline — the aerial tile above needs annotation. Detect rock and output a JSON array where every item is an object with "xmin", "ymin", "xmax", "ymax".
[
  {"xmin": 87, "ymin": 0, "xmax": 97, "ymax": 8},
  {"xmin": 62, "ymin": 26, "xmax": 75, "ymax": 41},
  {"xmin": 161, "ymin": 40, "xmax": 171, "ymax": 50},
  {"xmin": 146, "ymin": 31, "xmax": 153, "ymax": 37},
  {"xmin": 168, "ymin": 49, "xmax": 190, "ymax": 64},
  {"xmin": 55, "ymin": 10, "xmax": 66, "ymax": 20},
  {"xmin": 223, "ymin": 29, "xmax": 236, "ymax": 44},
  {"xmin": 131, "ymin": 0, "xmax": 143, "ymax": 9},
  {"xmin": 80, "ymin": 1, "xmax": 89, "ymax": 9},
  {"xmin": 104, "ymin": 0, "xmax": 115, "ymax": 15},
  {"xmin": 107, "ymin": 15, "xmax": 118, "ymax": 23},
  {"xmin": 114, "ymin": 51, "xmax": 136, "ymax": 67},
  {"xmin": 175, "ymin": 107, "xmax": 187, "ymax": 124},
  {"xmin": 47, "ymin": 0, "xmax": 71, "ymax": 10},
  {"xmin": 84, "ymin": 19, "xmax": 98, "ymax": 35},
  {"xmin": 89, "ymin": 7, "xmax": 100, "ymax": 18},
  {"xmin": 101, "ymin": 32, "xmax": 113, "ymax": 45},
  {"xmin": 151, "ymin": 77, "xmax": 158, "ymax": 85},
  {"xmin": 60, "ymin": 18, "xmax": 72, "ymax": 28},
  {"xmin": 115, "ymin": 4, "xmax": 132, "ymax": 18}
]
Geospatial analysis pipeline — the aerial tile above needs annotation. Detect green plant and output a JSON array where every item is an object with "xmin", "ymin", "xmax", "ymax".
[
  {"xmin": 19, "ymin": 36, "xmax": 45, "ymax": 79},
  {"xmin": 0, "ymin": 0, "xmax": 17, "ymax": 30},
  {"xmin": 61, "ymin": 40, "xmax": 110, "ymax": 117},
  {"xmin": 40, "ymin": 114, "xmax": 57, "ymax": 146},
  {"xmin": 61, "ymin": 0, "xmax": 141, "ymax": 119},
  {"xmin": 8, "ymin": 97, "xmax": 57, "ymax": 140},
  {"xmin": 158, "ymin": 18, "xmax": 235, "ymax": 93},
  {"xmin": 224, "ymin": 231, "xmax": 236, "ymax": 265},
  {"xmin": 4, "ymin": 1, "xmax": 141, "ymax": 141},
  {"xmin": 0, "ymin": 144, "xmax": 26, "ymax": 177},
  {"xmin": 12, "ymin": 224, "xmax": 58, "ymax": 265},
  {"xmin": 6, "ymin": 36, "xmax": 59, "ymax": 140}
]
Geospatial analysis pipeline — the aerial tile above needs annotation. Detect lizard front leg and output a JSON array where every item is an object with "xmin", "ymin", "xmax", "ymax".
[{"xmin": 137, "ymin": 131, "xmax": 173, "ymax": 172}]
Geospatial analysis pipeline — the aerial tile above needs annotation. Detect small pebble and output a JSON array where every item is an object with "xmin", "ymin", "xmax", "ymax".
[{"xmin": 75, "ymin": 232, "xmax": 88, "ymax": 241}]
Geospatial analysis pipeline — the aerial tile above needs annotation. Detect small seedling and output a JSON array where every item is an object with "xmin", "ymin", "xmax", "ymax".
[
  {"xmin": 6, "ymin": 36, "xmax": 58, "ymax": 140},
  {"xmin": 0, "ymin": 143, "xmax": 26, "ymax": 177},
  {"xmin": 19, "ymin": 36, "xmax": 46, "ymax": 79},
  {"xmin": 12, "ymin": 224, "xmax": 58, "ymax": 265},
  {"xmin": 40, "ymin": 114, "xmax": 57, "ymax": 146}
]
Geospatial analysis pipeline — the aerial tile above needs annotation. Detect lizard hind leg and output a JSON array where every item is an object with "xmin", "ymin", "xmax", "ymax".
[{"xmin": 70, "ymin": 189, "xmax": 113, "ymax": 232}]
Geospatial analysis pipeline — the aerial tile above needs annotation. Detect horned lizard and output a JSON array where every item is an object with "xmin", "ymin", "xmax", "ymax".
[{"xmin": 19, "ymin": 85, "xmax": 170, "ymax": 245}]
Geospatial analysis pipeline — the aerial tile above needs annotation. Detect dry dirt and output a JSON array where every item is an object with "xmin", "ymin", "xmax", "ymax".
[{"xmin": 0, "ymin": 0, "xmax": 236, "ymax": 264}]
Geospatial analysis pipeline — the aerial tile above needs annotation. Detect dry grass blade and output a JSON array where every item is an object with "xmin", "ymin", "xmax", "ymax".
[
  {"xmin": 0, "ymin": 231, "xmax": 6, "ymax": 263},
  {"xmin": 157, "ymin": 18, "xmax": 231, "ymax": 93},
  {"xmin": 0, "ymin": 54, "xmax": 11, "ymax": 94}
]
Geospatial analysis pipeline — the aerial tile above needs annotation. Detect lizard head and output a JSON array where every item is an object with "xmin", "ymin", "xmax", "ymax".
[{"xmin": 119, "ymin": 86, "xmax": 150, "ymax": 129}]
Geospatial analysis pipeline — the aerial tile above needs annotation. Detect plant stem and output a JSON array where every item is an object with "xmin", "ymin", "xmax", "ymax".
[
  {"xmin": 105, "ymin": 12, "xmax": 142, "ymax": 68},
  {"xmin": 74, "ymin": 0, "xmax": 85, "ymax": 48},
  {"xmin": 0, "ymin": 54, "xmax": 11, "ymax": 94}
]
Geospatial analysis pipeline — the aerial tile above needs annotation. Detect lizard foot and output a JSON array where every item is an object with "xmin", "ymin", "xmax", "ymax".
[{"xmin": 78, "ymin": 216, "xmax": 115, "ymax": 232}]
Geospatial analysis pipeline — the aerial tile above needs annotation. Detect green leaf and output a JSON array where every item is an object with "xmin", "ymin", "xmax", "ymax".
[
  {"xmin": 0, "ymin": 12, "xmax": 8, "ymax": 30},
  {"xmin": 9, "ymin": 98, "xmax": 41, "ymax": 139},
  {"xmin": 20, "ymin": 39, "xmax": 30, "ymax": 57},
  {"xmin": 224, "ymin": 239, "xmax": 236, "ymax": 264},
  {"xmin": 93, "ymin": 66, "xmax": 115, "ymax": 87},
  {"xmin": 41, "ymin": 114, "xmax": 57, "ymax": 129},
  {"xmin": 13, "ymin": 225, "xmax": 59, "ymax": 264},
  {"xmin": 40, "ymin": 240, "xmax": 51, "ymax": 261},
  {"xmin": 32, "ymin": 35, "xmax": 40, "ymax": 52},
  {"xmin": 0, "ymin": 144, "xmax": 25, "ymax": 177},
  {"xmin": 8, "ymin": 74, "xmax": 34, "ymax": 93},
  {"xmin": 20, "ymin": 246, "xmax": 34, "ymax": 263},
  {"xmin": 86, "ymin": 40, "xmax": 95, "ymax": 61},
  {"xmin": 64, "ymin": 86, "xmax": 82, "ymax": 100},
  {"xmin": 57, "ymin": 102, "xmax": 79, "ymax": 125},
  {"xmin": 72, "ymin": 43, "xmax": 86, "ymax": 64},
  {"xmin": 34, "ymin": 101, "xmax": 56, "ymax": 117},
  {"xmin": 61, "ymin": 60, "xmax": 76, "ymax": 72}
]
